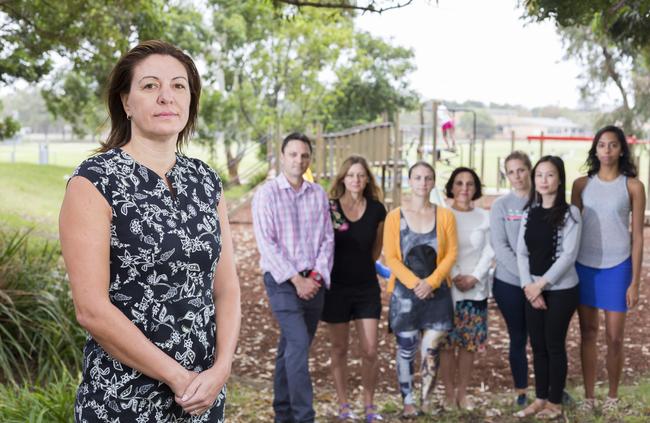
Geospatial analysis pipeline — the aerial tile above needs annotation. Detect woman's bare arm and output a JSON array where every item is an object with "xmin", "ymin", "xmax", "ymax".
[
  {"xmin": 627, "ymin": 177, "xmax": 646, "ymax": 307},
  {"xmin": 60, "ymin": 177, "xmax": 193, "ymax": 394}
]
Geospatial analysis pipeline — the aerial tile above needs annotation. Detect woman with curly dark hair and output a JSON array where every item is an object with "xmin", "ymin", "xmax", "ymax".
[
  {"xmin": 571, "ymin": 125, "xmax": 645, "ymax": 414},
  {"xmin": 439, "ymin": 167, "xmax": 494, "ymax": 411}
]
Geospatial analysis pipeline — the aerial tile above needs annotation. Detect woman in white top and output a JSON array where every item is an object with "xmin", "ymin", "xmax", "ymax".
[{"xmin": 439, "ymin": 167, "xmax": 494, "ymax": 411}]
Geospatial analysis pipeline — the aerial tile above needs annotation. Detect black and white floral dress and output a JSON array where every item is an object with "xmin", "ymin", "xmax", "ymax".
[{"xmin": 72, "ymin": 148, "xmax": 225, "ymax": 422}]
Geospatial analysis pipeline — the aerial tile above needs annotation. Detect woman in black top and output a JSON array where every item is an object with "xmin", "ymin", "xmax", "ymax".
[
  {"xmin": 515, "ymin": 156, "xmax": 581, "ymax": 419},
  {"xmin": 322, "ymin": 155, "xmax": 387, "ymax": 422}
]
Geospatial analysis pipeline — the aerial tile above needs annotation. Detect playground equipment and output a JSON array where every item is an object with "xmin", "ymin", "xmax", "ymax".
[{"xmin": 313, "ymin": 121, "xmax": 405, "ymax": 208}]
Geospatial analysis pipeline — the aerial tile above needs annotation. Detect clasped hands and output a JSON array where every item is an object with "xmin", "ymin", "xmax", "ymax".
[
  {"xmin": 290, "ymin": 274, "xmax": 321, "ymax": 300},
  {"xmin": 170, "ymin": 361, "xmax": 229, "ymax": 416},
  {"xmin": 524, "ymin": 279, "xmax": 548, "ymax": 310},
  {"xmin": 413, "ymin": 279, "xmax": 434, "ymax": 299},
  {"xmin": 452, "ymin": 274, "xmax": 478, "ymax": 292}
]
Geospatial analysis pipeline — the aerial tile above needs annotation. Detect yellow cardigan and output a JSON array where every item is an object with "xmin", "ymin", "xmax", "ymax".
[{"xmin": 383, "ymin": 206, "xmax": 458, "ymax": 293}]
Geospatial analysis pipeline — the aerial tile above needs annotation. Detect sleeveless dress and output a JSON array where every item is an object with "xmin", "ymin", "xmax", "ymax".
[
  {"xmin": 388, "ymin": 210, "xmax": 454, "ymax": 333},
  {"xmin": 72, "ymin": 148, "xmax": 225, "ymax": 422},
  {"xmin": 576, "ymin": 174, "xmax": 632, "ymax": 312}
]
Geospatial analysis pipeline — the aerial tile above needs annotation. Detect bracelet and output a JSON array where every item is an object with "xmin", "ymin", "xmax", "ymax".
[{"xmin": 309, "ymin": 271, "xmax": 323, "ymax": 285}]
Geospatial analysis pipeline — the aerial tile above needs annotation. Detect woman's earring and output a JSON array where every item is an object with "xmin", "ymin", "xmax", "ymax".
[{"xmin": 127, "ymin": 115, "xmax": 132, "ymax": 120}]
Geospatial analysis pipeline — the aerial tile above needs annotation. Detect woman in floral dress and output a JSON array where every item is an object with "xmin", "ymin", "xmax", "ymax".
[{"xmin": 59, "ymin": 40, "xmax": 241, "ymax": 422}]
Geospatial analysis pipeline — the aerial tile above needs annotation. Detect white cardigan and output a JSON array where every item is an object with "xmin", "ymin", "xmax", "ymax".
[{"xmin": 450, "ymin": 207, "xmax": 495, "ymax": 302}]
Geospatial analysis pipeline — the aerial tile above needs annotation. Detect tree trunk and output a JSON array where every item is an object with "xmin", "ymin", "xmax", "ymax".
[{"xmin": 225, "ymin": 141, "xmax": 241, "ymax": 186}]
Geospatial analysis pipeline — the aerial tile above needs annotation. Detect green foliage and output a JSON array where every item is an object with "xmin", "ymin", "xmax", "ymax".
[
  {"xmin": 0, "ymin": 369, "xmax": 77, "ymax": 423},
  {"xmin": 0, "ymin": 0, "xmax": 209, "ymax": 137},
  {"xmin": 522, "ymin": 0, "xmax": 650, "ymax": 136},
  {"xmin": 523, "ymin": 0, "xmax": 650, "ymax": 53},
  {"xmin": 247, "ymin": 169, "xmax": 269, "ymax": 188},
  {"xmin": 459, "ymin": 109, "xmax": 496, "ymax": 139},
  {"xmin": 0, "ymin": 116, "xmax": 20, "ymax": 141},
  {"xmin": 0, "ymin": 229, "xmax": 85, "ymax": 383},
  {"xmin": 0, "ymin": 102, "xmax": 20, "ymax": 140},
  {"xmin": 322, "ymin": 31, "xmax": 419, "ymax": 131}
]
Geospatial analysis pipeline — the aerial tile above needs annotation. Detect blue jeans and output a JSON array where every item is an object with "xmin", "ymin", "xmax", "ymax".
[
  {"xmin": 264, "ymin": 273, "xmax": 324, "ymax": 423},
  {"xmin": 493, "ymin": 278, "xmax": 529, "ymax": 390}
]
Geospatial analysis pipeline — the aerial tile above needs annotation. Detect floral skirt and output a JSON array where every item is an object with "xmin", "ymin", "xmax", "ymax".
[{"xmin": 440, "ymin": 299, "xmax": 487, "ymax": 352}]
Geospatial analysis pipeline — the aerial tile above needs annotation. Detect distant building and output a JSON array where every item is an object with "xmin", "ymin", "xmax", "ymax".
[{"xmin": 493, "ymin": 114, "xmax": 588, "ymax": 137}]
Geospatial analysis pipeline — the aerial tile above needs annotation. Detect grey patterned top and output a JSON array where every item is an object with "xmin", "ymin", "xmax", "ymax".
[{"xmin": 389, "ymin": 209, "xmax": 453, "ymax": 333}]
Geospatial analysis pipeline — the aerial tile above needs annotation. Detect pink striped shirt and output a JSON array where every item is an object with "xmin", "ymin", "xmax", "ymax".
[{"xmin": 252, "ymin": 173, "xmax": 334, "ymax": 287}]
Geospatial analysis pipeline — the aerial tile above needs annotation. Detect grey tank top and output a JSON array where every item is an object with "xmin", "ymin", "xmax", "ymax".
[{"xmin": 577, "ymin": 174, "xmax": 631, "ymax": 268}]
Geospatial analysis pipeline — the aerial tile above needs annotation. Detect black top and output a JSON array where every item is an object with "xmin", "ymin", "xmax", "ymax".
[
  {"xmin": 72, "ymin": 149, "xmax": 225, "ymax": 422},
  {"xmin": 329, "ymin": 198, "xmax": 386, "ymax": 290},
  {"xmin": 524, "ymin": 206, "xmax": 558, "ymax": 276}
]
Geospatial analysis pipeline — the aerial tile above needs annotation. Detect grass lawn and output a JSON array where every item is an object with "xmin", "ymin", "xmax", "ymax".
[
  {"xmin": 0, "ymin": 161, "xmax": 257, "ymax": 238},
  {"xmin": 0, "ymin": 141, "xmax": 265, "ymax": 178},
  {"xmin": 0, "ymin": 163, "xmax": 72, "ymax": 237}
]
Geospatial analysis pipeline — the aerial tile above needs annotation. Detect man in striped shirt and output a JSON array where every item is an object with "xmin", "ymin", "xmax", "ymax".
[{"xmin": 252, "ymin": 132, "xmax": 334, "ymax": 423}]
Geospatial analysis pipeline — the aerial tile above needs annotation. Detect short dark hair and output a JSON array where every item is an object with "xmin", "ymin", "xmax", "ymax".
[
  {"xmin": 281, "ymin": 132, "xmax": 312, "ymax": 153},
  {"xmin": 445, "ymin": 167, "xmax": 482, "ymax": 200},
  {"xmin": 99, "ymin": 40, "xmax": 201, "ymax": 153},
  {"xmin": 408, "ymin": 161, "xmax": 436, "ymax": 180}
]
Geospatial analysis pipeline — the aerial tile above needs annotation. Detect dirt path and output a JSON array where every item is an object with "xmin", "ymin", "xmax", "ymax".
[{"xmin": 229, "ymin": 202, "xmax": 650, "ymax": 406}]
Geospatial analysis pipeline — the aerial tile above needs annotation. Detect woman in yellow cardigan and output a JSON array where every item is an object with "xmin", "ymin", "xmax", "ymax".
[{"xmin": 384, "ymin": 161, "xmax": 458, "ymax": 418}]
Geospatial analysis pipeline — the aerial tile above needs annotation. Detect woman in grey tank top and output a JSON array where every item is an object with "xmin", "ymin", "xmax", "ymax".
[{"xmin": 571, "ymin": 125, "xmax": 646, "ymax": 413}]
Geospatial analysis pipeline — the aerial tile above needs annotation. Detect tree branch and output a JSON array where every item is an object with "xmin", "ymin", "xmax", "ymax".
[
  {"xmin": 601, "ymin": 43, "xmax": 629, "ymax": 112},
  {"xmin": 274, "ymin": 0, "xmax": 414, "ymax": 14},
  {"xmin": 608, "ymin": 0, "xmax": 627, "ymax": 15}
]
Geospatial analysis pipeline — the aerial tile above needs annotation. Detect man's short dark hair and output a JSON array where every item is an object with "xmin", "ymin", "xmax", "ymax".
[{"xmin": 281, "ymin": 132, "xmax": 313, "ymax": 153}]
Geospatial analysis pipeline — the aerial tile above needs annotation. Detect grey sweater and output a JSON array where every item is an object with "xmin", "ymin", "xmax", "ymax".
[
  {"xmin": 516, "ymin": 205, "xmax": 582, "ymax": 291},
  {"xmin": 489, "ymin": 192, "xmax": 528, "ymax": 286}
]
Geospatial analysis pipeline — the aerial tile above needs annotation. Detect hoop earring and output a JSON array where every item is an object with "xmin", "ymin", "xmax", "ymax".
[{"xmin": 127, "ymin": 115, "xmax": 132, "ymax": 121}]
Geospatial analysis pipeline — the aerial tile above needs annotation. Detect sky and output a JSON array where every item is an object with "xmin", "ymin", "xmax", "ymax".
[{"xmin": 356, "ymin": 0, "xmax": 584, "ymax": 109}]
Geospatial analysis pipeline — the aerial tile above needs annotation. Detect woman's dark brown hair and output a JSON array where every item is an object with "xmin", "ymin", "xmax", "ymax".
[
  {"xmin": 329, "ymin": 155, "xmax": 383, "ymax": 202},
  {"xmin": 98, "ymin": 40, "xmax": 201, "ymax": 153}
]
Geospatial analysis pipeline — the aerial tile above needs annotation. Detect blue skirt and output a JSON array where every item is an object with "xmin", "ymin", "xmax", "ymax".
[{"xmin": 576, "ymin": 257, "xmax": 632, "ymax": 312}]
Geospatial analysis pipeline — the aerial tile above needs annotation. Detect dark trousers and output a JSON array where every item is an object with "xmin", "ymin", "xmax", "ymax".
[
  {"xmin": 264, "ymin": 273, "xmax": 324, "ymax": 423},
  {"xmin": 525, "ymin": 285, "xmax": 579, "ymax": 404},
  {"xmin": 493, "ymin": 278, "xmax": 529, "ymax": 390}
]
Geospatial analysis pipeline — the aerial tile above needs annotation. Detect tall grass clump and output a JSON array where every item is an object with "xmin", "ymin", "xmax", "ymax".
[
  {"xmin": 0, "ymin": 229, "xmax": 85, "ymax": 383},
  {"xmin": 0, "ymin": 369, "xmax": 76, "ymax": 422}
]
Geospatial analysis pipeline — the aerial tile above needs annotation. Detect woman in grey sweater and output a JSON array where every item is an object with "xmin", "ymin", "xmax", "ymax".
[
  {"xmin": 489, "ymin": 151, "xmax": 532, "ymax": 407},
  {"xmin": 515, "ymin": 156, "xmax": 582, "ymax": 419}
]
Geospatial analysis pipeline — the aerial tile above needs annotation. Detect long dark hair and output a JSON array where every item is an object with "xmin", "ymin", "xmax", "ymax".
[
  {"xmin": 98, "ymin": 40, "xmax": 202, "ymax": 153},
  {"xmin": 525, "ymin": 155, "xmax": 574, "ymax": 228},
  {"xmin": 586, "ymin": 125, "xmax": 637, "ymax": 177}
]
